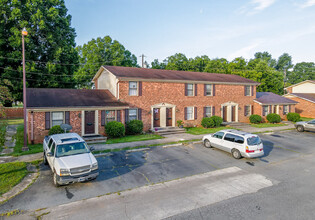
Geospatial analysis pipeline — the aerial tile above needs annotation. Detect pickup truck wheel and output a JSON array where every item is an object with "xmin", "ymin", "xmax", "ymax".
[
  {"xmin": 53, "ymin": 172, "xmax": 60, "ymax": 187},
  {"xmin": 43, "ymin": 153, "xmax": 48, "ymax": 165},
  {"xmin": 232, "ymin": 149, "xmax": 241, "ymax": 159},
  {"xmin": 203, "ymin": 139, "xmax": 212, "ymax": 148},
  {"xmin": 297, "ymin": 125, "xmax": 304, "ymax": 132}
]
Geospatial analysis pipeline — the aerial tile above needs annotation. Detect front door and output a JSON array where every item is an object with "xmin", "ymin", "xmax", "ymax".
[
  {"xmin": 231, "ymin": 106, "xmax": 236, "ymax": 122},
  {"xmin": 166, "ymin": 108, "xmax": 172, "ymax": 127},
  {"xmin": 223, "ymin": 106, "xmax": 228, "ymax": 122},
  {"xmin": 153, "ymin": 108, "xmax": 160, "ymax": 127},
  {"xmin": 85, "ymin": 111, "xmax": 95, "ymax": 134}
]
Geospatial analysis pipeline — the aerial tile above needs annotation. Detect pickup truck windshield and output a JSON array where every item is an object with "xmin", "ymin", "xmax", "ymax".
[
  {"xmin": 247, "ymin": 136, "xmax": 262, "ymax": 146},
  {"xmin": 56, "ymin": 142, "xmax": 90, "ymax": 157}
]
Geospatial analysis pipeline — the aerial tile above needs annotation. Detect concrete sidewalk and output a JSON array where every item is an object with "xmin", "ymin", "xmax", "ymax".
[
  {"xmin": 229, "ymin": 122, "xmax": 295, "ymax": 133},
  {"xmin": 18, "ymin": 167, "xmax": 273, "ymax": 220}
]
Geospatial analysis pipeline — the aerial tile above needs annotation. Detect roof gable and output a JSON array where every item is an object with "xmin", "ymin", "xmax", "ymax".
[
  {"xmin": 94, "ymin": 66, "xmax": 259, "ymax": 85},
  {"xmin": 285, "ymin": 80, "xmax": 315, "ymax": 89}
]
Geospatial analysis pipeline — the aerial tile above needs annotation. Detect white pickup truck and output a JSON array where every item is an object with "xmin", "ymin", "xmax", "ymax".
[{"xmin": 43, "ymin": 133, "xmax": 99, "ymax": 186}]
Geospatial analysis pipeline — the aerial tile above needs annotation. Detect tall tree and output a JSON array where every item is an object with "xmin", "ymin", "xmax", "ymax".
[
  {"xmin": 151, "ymin": 59, "xmax": 166, "ymax": 69},
  {"xmin": 164, "ymin": 53, "xmax": 189, "ymax": 71},
  {"xmin": 0, "ymin": 0, "xmax": 79, "ymax": 105},
  {"xmin": 254, "ymin": 51, "xmax": 276, "ymax": 68},
  {"xmin": 75, "ymin": 36, "xmax": 138, "ymax": 87},
  {"xmin": 188, "ymin": 55, "xmax": 210, "ymax": 72},
  {"xmin": 287, "ymin": 62, "xmax": 315, "ymax": 84},
  {"xmin": 275, "ymin": 53, "xmax": 293, "ymax": 71},
  {"xmin": 204, "ymin": 58, "xmax": 229, "ymax": 74}
]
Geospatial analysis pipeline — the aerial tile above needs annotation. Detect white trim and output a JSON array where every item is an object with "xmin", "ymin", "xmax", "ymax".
[
  {"xmin": 27, "ymin": 106, "xmax": 129, "ymax": 111},
  {"xmin": 253, "ymin": 99, "xmax": 296, "ymax": 105},
  {"xmin": 186, "ymin": 106, "xmax": 194, "ymax": 120},
  {"xmin": 81, "ymin": 110, "xmax": 84, "ymax": 136},
  {"xmin": 151, "ymin": 103, "xmax": 176, "ymax": 129},
  {"xmin": 204, "ymin": 106, "xmax": 213, "ymax": 117},
  {"xmin": 283, "ymin": 93, "xmax": 315, "ymax": 104},
  {"xmin": 221, "ymin": 101, "xmax": 239, "ymax": 122},
  {"xmin": 128, "ymin": 81, "xmax": 139, "ymax": 96},
  {"xmin": 284, "ymin": 80, "xmax": 315, "ymax": 89},
  {"xmin": 95, "ymin": 110, "xmax": 99, "ymax": 135},
  {"xmin": 244, "ymin": 105, "xmax": 251, "ymax": 116}
]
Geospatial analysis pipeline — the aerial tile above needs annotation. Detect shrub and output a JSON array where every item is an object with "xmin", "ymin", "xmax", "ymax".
[
  {"xmin": 249, "ymin": 114, "xmax": 262, "ymax": 124},
  {"xmin": 211, "ymin": 116, "xmax": 223, "ymax": 127},
  {"xmin": 266, "ymin": 113, "xmax": 281, "ymax": 123},
  {"xmin": 201, "ymin": 117, "xmax": 215, "ymax": 128},
  {"xmin": 177, "ymin": 120, "xmax": 183, "ymax": 127},
  {"xmin": 287, "ymin": 112, "xmax": 300, "ymax": 122},
  {"xmin": 126, "ymin": 120, "xmax": 143, "ymax": 135},
  {"xmin": 48, "ymin": 125, "xmax": 64, "ymax": 135},
  {"xmin": 105, "ymin": 121, "xmax": 125, "ymax": 138}
]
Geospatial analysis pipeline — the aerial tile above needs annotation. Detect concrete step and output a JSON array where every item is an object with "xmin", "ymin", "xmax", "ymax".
[
  {"xmin": 152, "ymin": 127, "xmax": 186, "ymax": 135},
  {"xmin": 83, "ymin": 135, "xmax": 107, "ymax": 144}
]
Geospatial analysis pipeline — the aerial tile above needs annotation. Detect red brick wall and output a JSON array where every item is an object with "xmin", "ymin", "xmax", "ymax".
[
  {"xmin": 285, "ymin": 87, "xmax": 293, "ymax": 93},
  {"xmin": 0, "ymin": 107, "xmax": 23, "ymax": 119},
  {"xmin": 28, "ymin": 111, "xmax": 82, "ymax": 144},
  {"xmin": 118, "ymin": 81, "xmax": 257, "ymax": 130},
  {"xmin": 286, "ymin": 97, "xmax": 315, "ymax": 118},
  {"xmin": 253, "ymin": 103, "xmax": 296, "ymax": 122}
]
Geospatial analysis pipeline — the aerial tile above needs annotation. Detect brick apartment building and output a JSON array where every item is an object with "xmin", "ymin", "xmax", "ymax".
[{"xmin": 26, "ymin": 66, "xmax": 296, "ymax": 143}]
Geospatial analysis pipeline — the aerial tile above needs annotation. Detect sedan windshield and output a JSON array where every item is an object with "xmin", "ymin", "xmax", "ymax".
[
  {"xmin": 56, "ymin": 142, "xmax": 90, "ymax": 157},
  {"xmin": 247, "ymin": 136, "xmax": 262, "ymax": 146}
]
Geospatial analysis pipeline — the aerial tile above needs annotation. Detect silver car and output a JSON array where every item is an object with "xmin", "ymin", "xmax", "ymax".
[{"xmin": 295, "ymin": 119, "xmax": 315, "ymax": 132}]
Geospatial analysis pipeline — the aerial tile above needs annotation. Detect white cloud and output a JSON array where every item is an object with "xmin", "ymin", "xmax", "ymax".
[
  {"xmin": 227, "ymin": 41, "xmax": 263, "ymax": 61},
  {"xmin": 238, "ymin": 0, "xmax": 276, "ymax": 15},
  {"xmin": 299, "ymin": 0, "xmax": 315, "ymax": 8}
]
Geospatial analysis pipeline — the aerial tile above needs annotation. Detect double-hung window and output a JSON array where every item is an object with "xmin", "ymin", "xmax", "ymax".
[
  {"xmin": 187, "ymin": 84, "xmax": 194, "ymax": 96},
  {"xmin": 205, "ymin": 107, "xmax": 212, "ymax": 117},
  {"xmin": 205, "ymin": 84, "xmax": 212, "ymax": 96},
  {"xmin": 262, "ymin": 106, "xmax": 269, "ymax": 116},
  {"xmin": 51, "ymin": 112, "xmax": 64, "ymax": 127},
  {"xmin": 283, "ymin": 105, "xmax": 289, "ymax": 115},
  {"xmin": 129, "ymin": 81, "xmax": 138, "ymax": 96},
  {"xmin": 245, "ymin": 85, "xmax": 251, "ymax": 96},
  {"xmin": 106, "ymin": 110, "xmax": 115, "ymax": 123},
  {"xmin": 186, "ymin": 107, "xmax": 194, "ymax": 120},
  {"xmin": 128, "ymin": 109, "xmax": 138, "ymax": 121},
  {"xmin": 244, "ymin": 105, "xmax": 251, "ymax": 116}
]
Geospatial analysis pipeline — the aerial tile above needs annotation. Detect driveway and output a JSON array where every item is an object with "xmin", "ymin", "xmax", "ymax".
[{"xmin": 0, "ymin": 130, "xmax": 314, "ymax": 213}]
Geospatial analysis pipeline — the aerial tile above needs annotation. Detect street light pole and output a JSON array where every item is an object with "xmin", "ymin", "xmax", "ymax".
[{"xmin": 22, "ymin": 27, "xmax": 28, "ymax": 151}]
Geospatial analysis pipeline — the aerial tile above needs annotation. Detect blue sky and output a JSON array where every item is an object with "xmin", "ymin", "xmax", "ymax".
[{"xmin": 66, "ymin": 0, "xmax": 315, "ymax": 65}]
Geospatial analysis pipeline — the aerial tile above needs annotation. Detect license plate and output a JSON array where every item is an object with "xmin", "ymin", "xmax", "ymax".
[{"xmin": 78, "ymin": 177, "xmax": 85, "ymax": 182}]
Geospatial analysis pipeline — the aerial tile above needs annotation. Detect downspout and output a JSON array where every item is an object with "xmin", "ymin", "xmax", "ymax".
[
  {"xmin": 116, "ymin": 79, "xmax": 120, "ymax": 100},
  {"xmin": 31, "ymin": 111, "xmax": 34, "ymax": 144}
]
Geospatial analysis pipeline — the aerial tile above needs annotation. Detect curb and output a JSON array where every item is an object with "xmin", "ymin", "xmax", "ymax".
[{"xmin": 0, "ymin": 168, "xmax": 39, "ymax": 205}]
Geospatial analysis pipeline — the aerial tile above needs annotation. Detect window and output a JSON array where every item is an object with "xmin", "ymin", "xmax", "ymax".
[
  {"xmin": 106, "ymin": 110, "xmax": 115, "ymax": 123},
  {"xmin": 128, "ymin": 109, "xmax": 138, "ymax": 121},
  {"xmin": 129, "ymin": 81, "xmax": 138, "ymax": 96},
  {"xmin": 186, "ymin": 107, "xmax": 194, "ymax": 120},
  {"xmin": 51, "ymin": 112, "xmax": 64, "ymax": 127},
  {"xmin": 205, "ymin": 84, "xmax": 212, "ymax": 96},
  {"xmin": 50, "ymin": 142, "xmax": 56, "ymax": 156},
  {"xmin": 262, "ymin": 106, "xmax": 269, "ymax": 116},
  {"xmin": 205, "ymin": 107, "xmax": 212, "ymax": 117},
  {"xmin": 187, "ymin": 84, "xmax": 194, "ymax": 96},
  {"xmin": 247, "ymin": 136, "xmax": 262, "ymax": 146},
  {"xmin": 283, "ymin": 105, "xmax": 289, "ymax": 115},
  {"xmin": 224, "ymin": 133, "xmax": 235, "ymax": 142},
  {"xmin": 245, "ymin": 85, "xmax": 251, "ymax": 96},
  {"xmin": 213, "ymin": 132, "xmax": 224, "ymax": 139},
  {"xmin": 234, "ymin": 136, "xmax": 244, "ymax": 144},
  {"xmin": 244, "ymin": 105, "xmax": 251, "ymax": 116}
]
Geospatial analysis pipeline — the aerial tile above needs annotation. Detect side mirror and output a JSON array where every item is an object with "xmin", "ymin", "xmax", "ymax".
[
  {"xmin": 90, "ymin": 146, "xmax": 95, "ymax": 152},
  {"xmin": 46, "ymin": 152, "xmax": 53, "ymax": 157}
]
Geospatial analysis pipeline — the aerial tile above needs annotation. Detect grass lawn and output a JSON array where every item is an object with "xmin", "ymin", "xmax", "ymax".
[
  {"xmin": 185, "ymin": 126, "xmax": 234, "ymax": 135},
  {"xmin": 0, "ymin": 124, "xmax": 5, "ymax": 152},
  {"xmin": 300, "ymin": 117, "xmax": 314, "ymax": 121},
  {"xmin": 0, "ymin": 118, "xmax": 24, "ymax": 125},
  {"xmin": 0, "ymin": 161, "xmax": 28, "ymax": 196},
  {"xmin": 9, "ymin": 125, "xmax": 42, "ymax": 156},
  {"xmin": 105, "ymin": 134, "xmax": 163, "ymax": 144},
  {"xmin": 250, "ymin": 123, "xmax": 286, "ymax": 128}
]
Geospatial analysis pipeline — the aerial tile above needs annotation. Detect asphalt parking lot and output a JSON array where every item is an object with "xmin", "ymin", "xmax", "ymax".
[{"xmin": 0, "ymin": 130, "xmax": 314, "ymax": 213}]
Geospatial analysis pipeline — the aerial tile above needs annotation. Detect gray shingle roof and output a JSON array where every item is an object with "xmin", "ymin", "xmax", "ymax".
[
  {"xmin": 26, "ymin": 88, "xmax": 128, "ymax": 108},
  {"xmin": 255, "ymin": 92, "xmax": 298, "ymax": 105},
  {"xmin": 290, "ymin": 93, "xmax": 315, "ymax": 103}
]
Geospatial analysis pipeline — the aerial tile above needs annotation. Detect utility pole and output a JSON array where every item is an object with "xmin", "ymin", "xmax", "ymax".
[
  {"xmin": 139, "ymin": 54, "xmax": 146, "ymax": 68},
  {"xmin": 22, "ymin": 27, "xmax": 28, "ymax": 151}
]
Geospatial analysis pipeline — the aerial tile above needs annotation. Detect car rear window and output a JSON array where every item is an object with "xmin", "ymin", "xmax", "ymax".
[{"xmin": 247, "ymin": 136, "xmax": 262, "ymax": 146}]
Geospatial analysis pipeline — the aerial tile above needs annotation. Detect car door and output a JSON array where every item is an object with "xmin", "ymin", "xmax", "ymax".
[
  {"xmin": 234, "ymin": 135, "xmax": 245, "ymax": 153},
  {"xmin": 211, "ymin": 132, "xmax": 225, "ymax": 148},
  {"xmin": 47, "ymin": 142, "xmax": 56, "ymax": 171},
  {"xmin": 305, "ymin": 120, "xmax": 315, "ymax": 131},
  {"xmin": 222, "ymin": 133, "xmax": 236, "ymax": 152}
]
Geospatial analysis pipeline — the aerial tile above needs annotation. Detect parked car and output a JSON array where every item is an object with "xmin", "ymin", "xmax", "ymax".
[
  {"xmin": 295, "ymin": 119, "xmax": 315, "ymax": 132},
  {"xmin": 202, "ymin": 129, "xmax": 264, "ymax": 159},
  {"xmin": 43, "ymin": 133, "xmax": 99, "ymax": 186}
]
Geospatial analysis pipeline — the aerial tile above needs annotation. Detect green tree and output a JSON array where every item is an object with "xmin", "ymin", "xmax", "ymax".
[
  {"xmin": 164, "ymin": 53, "xmax": 189, "ymax": 71},
  {"xmin": 75, "ymin": 36, "xmax": 138, "ymax": 87},
  {"xmin": 0, "ymin": 0, "xmax": 79, "ymax": 104},
  {"xmin": 287, "ymin": 62, "xmax": 315, "ymax": 84},
  {"xmin": 254, "ymin": 51, "xmax": 276, "ymax": 68},
  {"xmin": 187, "ymin": 55, "xmax": 210, "ymax": 72},
  {"xmin": 151, "ymin": 59, "xmax": 166, "ymax": 69},
  {"xmin": 204, "ymin": 58, "xmax": 229, "ymax": 73},
  {"xmin": 275, "ymin": 53, "xmax": 293, "ymax": 71}
]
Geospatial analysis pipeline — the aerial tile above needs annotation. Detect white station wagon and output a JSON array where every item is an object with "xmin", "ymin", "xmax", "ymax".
[{"xmin": 202, "ymin": 129, "xmax": 264, "ymax": 159}]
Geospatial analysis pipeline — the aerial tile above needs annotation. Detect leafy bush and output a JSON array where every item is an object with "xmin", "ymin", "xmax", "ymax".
[
  {"xmin": 105, "ymin": 121, "xmax": 125, "ymax": 138},
  {"xmin": 48, "ymin": 125, "xmax": 64, "ymax": 135},
  {"xmin": 126, "ymin": 120, "xmax": 143, "ymax": 135},
  {"xmin": 0, "ymin": 123, "xmax": 6, "ymax": 147},
  {"xmin": 249, "ymin": 114, "xmax": 262, "ymax": 124},
  {"xmin": 201, "ymin": 117, "xmax": 215, "ymax": 128},
  {"xmin": 266, "ymin": 113, "xmax": 281, "ymax": 123},
  {"xmin": 286, "ymin": 112, "xmax": 300, "ymax": 122},
  {"xmin": 211, "ymin": 116, "xmax": 223, "ymax": 127},
  {"xmin": 177, "ymin": 120, "xmax": 183, "ymax": 127}
]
